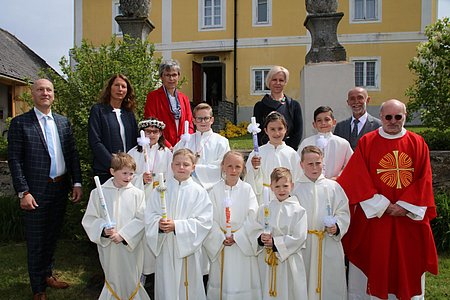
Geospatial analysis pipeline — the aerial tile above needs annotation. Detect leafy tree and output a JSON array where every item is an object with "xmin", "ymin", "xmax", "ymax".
[
  {"xmin": 406, "ymin": 17, "xmax": 450, "ymax": 130},
  {"xmin": 46, "ymin": 35, "xmax": 161, "ymax": 191}
]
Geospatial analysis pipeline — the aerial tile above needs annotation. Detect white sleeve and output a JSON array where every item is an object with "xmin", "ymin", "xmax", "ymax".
[
  {"xmin": 360, "ymin": 194, "xmax": 390, "ymax": 219},
  {"xmin": 396, "ymin": 201, "xmax": 426, "ymax": 220}
]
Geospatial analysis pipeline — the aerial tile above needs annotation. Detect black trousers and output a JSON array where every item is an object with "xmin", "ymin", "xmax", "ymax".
[{"xmin": 23, "ymin": 179, "xmax": 69, "ymax": 294}]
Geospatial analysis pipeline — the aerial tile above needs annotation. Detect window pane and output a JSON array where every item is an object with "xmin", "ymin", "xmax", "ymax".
[
  {"xmin": 214, "ymin": 6, "xmax": 221, "ymax": 16},
  {"xmin": 366, "ymin": 62, "xmax": 376, "ymax": 86},
  {"xmin": 205, "ymin": 16, "xmax": 212, "ymax": 26},
  {"xmin": 214, "ymin": 16, "xmax": 221, "ymax": 25},
  {"xmin": 255, "ymin": 71, "xmax": 263, "ymax": 91},
  {"xmin": 214, "ymin": 0, "xmax": 221, "ymax": 6},
  {"xmin": 366, "ymin": 0, "xmax": 376, "ymax": 19},
  {"xmin": 263, "ymin": 70, "xmax": 269, "ymax": 90},
  {"xmin": 355, "ymin": 62, "xmax": 364, "ymax": 86},
  {"xmin": 257, "ymin": 2, "xmax": 268, "ymax": 23},
  {"xmin": 205, "ymin": 0, "xmax": 212, "ymax": 7},
  {"xmin": 205, "ymin": 7, "xmax": 212, "ymax": 17},
  {"xmin": 354, "ymin": 0, "xmax": 364, "ymax": 19}
]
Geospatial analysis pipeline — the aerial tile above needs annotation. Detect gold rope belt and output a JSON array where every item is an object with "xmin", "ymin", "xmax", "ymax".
[
  {"xmin": 265, "ymin": 248, "xmax": 278, "ymax": 297},
  {"xmin": 105, "ymin": 279, "xmax": 140, "ymax": 300},
  {"xmin": 184, "ymin": 257, "xmax": 189, "ymax": 300},
  {"xmin": 308, "ymin": 229, "xmax": 326, "ymax": 298}
]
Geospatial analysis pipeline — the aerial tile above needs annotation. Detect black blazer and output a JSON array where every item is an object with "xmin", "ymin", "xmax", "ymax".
[
  {"xmin": 88, "ymin": 103, "xmax": 138, "ymax": 174},
  {"xmin": 8, "ymin": 109, "xmax": 82, "ymax": 197},
  {"xmin": 334, "ymin": 113, "xmax": 382, "ymax": 149}
]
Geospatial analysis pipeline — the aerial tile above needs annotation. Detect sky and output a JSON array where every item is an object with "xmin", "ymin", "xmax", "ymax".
[{"xmin": 0, "ymin": 0, "xmax": 449, "ymax": 75}]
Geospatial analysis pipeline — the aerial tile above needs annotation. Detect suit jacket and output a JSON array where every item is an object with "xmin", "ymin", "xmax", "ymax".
[
  {"xmin": 144, "ymin": 87, "xmax": 194, "ymax": 148},
  {"xmin": 334, "ymin": 113, "xmax": 382, "ymax": 149},
  {"xmin": 88, "ymin": 103, "xmax": 138, "ymax": 174},
  {"xmin": 8, "ymin": 109, "xmax": 82, "ymax": 198}
]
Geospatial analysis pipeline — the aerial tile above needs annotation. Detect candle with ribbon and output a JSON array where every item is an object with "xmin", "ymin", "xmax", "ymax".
[
  {"xmin": 263, "ymin": 184, "xmax": 271, "ymax": 234},
  {"xmin": 137, "ymin": 130, "xmax": 151, "ymax": 173},
  {"xmin": 323, "ymin": 195, "xmax": 337, "ymax": 236},
  {"xmin": 157, "ymin": 173, "xmax": 168, "ymax": 221},
  {"xmin": 224, "ymin": 189, "xmax": 232, "ymax": 238},
  {"xmin": 94, "ymin": 176, "xmax": 115, "ymax": 229},
  {"xmin": 180, "ymin": 120, "xmax": 191, "ymax": 145},
  {"xmin": 247, "ymin": 117, "xmax": 261, "ymax": 155}
]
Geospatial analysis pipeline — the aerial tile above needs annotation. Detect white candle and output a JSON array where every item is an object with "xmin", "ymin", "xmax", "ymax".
[
  {"xmin": 224, "ymin": 189, "xmax": 232, "ymax": 238},
  {"xmin": 263, "ymin": 185, "xmax": 270, "ymax": 233},
  {"xmin": 158, "ymin": 173, "xmax": 167, "ymax": 221},
  {"xmin": 184, "ymin": 120, "xmax": 189, "ymax": 135}
]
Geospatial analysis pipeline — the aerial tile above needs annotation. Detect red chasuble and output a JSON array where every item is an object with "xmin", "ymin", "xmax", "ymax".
[{"xmin": 337, "ymin": 130, "xmax": 438, "ymax": 299}]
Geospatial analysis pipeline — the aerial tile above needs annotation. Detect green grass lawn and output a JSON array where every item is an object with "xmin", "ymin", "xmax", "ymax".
[
  {"xmin": 229, "ymin": 133, "xmax": 253, "ymax": 150},
  {"xmin": 0, "ymin": 240, "xmax": 448, "ymax": 299}
]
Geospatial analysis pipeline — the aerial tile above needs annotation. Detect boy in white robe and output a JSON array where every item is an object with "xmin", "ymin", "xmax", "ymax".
[
  {"xmin": 245, "ymin": 112, "xmax": 301, "ymax": 204},
  {"xmin": 250, "ymin": 167, "xmax": 308, "ymax": 300},
  {"xmin": 82, "ymin": 153, "xmax": 150, "ymax": 300},
  {"xmin": 293, "ymin": 145, "xmax": 350, "ymax": 300},
  {"xmin": 298, "ymin": 106, "xmax": 353, "ymax": 180},
  {"xmin": 203, "ymin": 151, "xmax": 262, "ymax": 300},
  {"xmin": 145, "ymin": 148, "xmax": 213, "ymax": 300},
  {"xmin": 174, "ymin": 102, "xmax": 230, "ymax": 191}
]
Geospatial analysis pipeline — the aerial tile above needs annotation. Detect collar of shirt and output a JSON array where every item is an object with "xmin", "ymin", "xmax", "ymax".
[
  {"xmin": 352, "ymin": 112, "xmax": 368, "ymax": 131},
  {"xmin": 34, "ymin": 107, "xmax": 53, "ymax": 120},
  {"xmin": 378, "ymin": 127, "xmax": 407, "ymax": 139}
]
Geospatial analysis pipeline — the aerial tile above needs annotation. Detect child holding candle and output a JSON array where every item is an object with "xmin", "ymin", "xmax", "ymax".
[
  {"xmin": 245, "ymin": 112, "xmax": 301, "ymax": 205},
  {"xmin": 297, "ymin": 106, "xmax": 353, "ymax": 180},
  {"xmin": 250, "ymin": 167, "xmax": 308, "ymax": 300},
  {"xmin": 292, "ymin": 146, "xmax": 350, "ymax": 300},
  {"xmin": 173, "ymin": 103, "xmax": 230, "ymax": 191},
  {"xmin": 203, "ymin": 151, "xmax": 262, "ymax": 300},
  {"xmin": 145, "ymin": 148, "xmax": 213, "ymax": 300},
  {"xmin": 82, "ymin": 153, "xmax": 150, "ymax": 300},
  {"xmin": 128, "ymin": 118, "xmax": 173, "ymax": 289}
]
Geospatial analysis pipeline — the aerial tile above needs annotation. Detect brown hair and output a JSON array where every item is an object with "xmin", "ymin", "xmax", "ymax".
[
  {"xmin": 270, "ymin": 167, "xmax": 292, "ymax": 184},
  {"xmin": 300, "ymin": 145, "xmax": 323, "ymax": 161},
  {"xmin": 313, "ymin": 106, "xmax": 335, "ymax": 120},
  {"xmin": 99, "ymin": 74, "xmax": 136, "ymax": 112},
  {"xmin": 110, "ymin": 152, "xmax": 137, "ymax": 171},
  {"xmin": 263, "ymin": 111, "xmax": 288, "ymax": 130},
  {"xmin": 172, "ymin": 148, "xmax": 197, "ymax": 165}
]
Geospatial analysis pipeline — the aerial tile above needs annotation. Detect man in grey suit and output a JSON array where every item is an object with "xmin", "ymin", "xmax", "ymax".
[
  {"xmin": 8, "ymin": 79, "xmax": 82, "ymax": 300},
  {"xmin": 334, "ymin": 87, "xmax": 382, "ymax": 150}
]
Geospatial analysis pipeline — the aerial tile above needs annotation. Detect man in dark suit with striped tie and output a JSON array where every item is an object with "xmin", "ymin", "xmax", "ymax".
[
  {"xmin": 334, "ymin": 87, "xmax": 382, "ymax": 150},
  {"xmin": 8, "ymin": 79, "xmax": 82, "ymax": 300}
]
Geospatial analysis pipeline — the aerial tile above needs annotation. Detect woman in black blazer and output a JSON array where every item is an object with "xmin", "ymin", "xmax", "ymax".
[{"xmin": 88, "ymin": 74, "xmax": 138, "ymax": 183}]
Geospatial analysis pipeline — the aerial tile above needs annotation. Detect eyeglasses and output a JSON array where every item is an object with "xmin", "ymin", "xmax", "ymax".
[
  {"xmin": 144, "ymin": 129, "xmax": 160, "ymax": 135},
  {"xmin": 162, "ymin": 73, "xmax": 179, "ymax": 79},
  {"xmin": 383, "ymin": 114, "xmax": 403, "ymax": 121},
  {"xmin": 195, "ymin": 116, "xmax": 212, "ymax": 123}
]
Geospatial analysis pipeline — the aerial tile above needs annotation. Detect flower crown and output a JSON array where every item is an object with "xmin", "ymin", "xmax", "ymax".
[{"xmin": 138, "ymin": 119, "xmax": 166, "ymax": 130}]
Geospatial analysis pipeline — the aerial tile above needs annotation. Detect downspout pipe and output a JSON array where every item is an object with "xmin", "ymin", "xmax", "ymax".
[{"xmin": 233, "ymin": 0, "xmax": 237, "ymax": 124}]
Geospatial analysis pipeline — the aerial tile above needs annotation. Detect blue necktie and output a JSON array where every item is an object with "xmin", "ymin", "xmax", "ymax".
[{"xmin": 44, "ymin": 116, "xmax": 57, "ymax": 178}]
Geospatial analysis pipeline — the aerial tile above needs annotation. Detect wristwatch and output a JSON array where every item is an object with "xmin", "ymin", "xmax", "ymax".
[{"xmin": 18, "ymin": 191, "xmax": 30, "ymax": 199}]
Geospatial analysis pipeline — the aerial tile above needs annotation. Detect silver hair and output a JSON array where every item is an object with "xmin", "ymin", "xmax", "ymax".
[{"xmin": 159, "ymin": 59, "xmax": 181, "ymax": 77}]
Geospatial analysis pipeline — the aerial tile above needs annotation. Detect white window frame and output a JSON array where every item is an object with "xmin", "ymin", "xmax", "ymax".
[
  {"xmin": 350, "ymin": 0, "xmax": 382, "ymax": 24},
  {"xmin": 251, "ymin": 67, "xmax": 271, "ymax": 95},
  {"xmin": 351, "ymin": 57, "xmax": 381, "ymax": 91},
  {"xmin": 252, "ymin": 0, "xmax": 272, "ymax": 27},
  {"xmin": 112, "ymin": 0, "xmax": 122, "ymax": 36},
  {"xmin": 199, "ymin": 0, "xmax": 226, "ymax": 31}
]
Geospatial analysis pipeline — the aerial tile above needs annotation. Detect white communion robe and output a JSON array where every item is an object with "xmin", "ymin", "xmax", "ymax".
[
  {"xmin": 174, "ymin": 129, "xmax": 230, "ymax": 190},
  {"xmin": 297, "ymin": 132, "xmax": 353, "ymax": 179},
  {"xmin": 245, "ymin": 142, "xmax": 301, "ymax": 205},
  {"xmin": 292, "ymin": 174, "xmax": 350, "ymax": 300},
  {"xmin": 145, "ymin": 176, "xmax": 213, "ymax": 300},
  {"xmin": 203, "ymin": 179, "xmax": 262, "ymax": 300},
  {"xmin": 128, "ymin": 143, "xmax": 173, "ymax": 274},
  {"xmin": 249, "ymin": 195, "xmax": 308, "ymax": 300},
  {"xmin": 82, "ymin": 178, "xmax": 149, "ymax": 300}
]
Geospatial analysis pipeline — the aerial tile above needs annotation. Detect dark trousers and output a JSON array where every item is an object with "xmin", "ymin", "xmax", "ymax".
[{"xmin": 24, "ymin": 179, "xmax": 69, "ymax": 294}]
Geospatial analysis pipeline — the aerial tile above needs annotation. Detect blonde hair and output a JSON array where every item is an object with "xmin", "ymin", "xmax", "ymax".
[
  {"xmin": 270, "ymin": 167, "xmax": 292, "ymax": 184},
  {"xmin": 110, "ymin": 152, "xmax": 136, "ymax": 171},
  {"xmin": 193, "ymin": 102, "xmax": 213, "ymax": 117},
  {"xmin": 221, "ymin": 150, "xmax": 247, "ymax": 178},
  {"xmin": 172, "ymin": 148, "xmax": 197, "ymax": 165},
  {"xmin": 300, "ymin": 145, "xmax": 323, "ymax": 161},
  {"xmin": 265, "ymin": 66, "xmax": 290, "ymax": 88}
]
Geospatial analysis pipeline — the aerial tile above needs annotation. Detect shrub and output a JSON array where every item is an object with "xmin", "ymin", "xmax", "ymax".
[
  {"xmin": 219, "ymin": 120, "xmax": 250, "ymax": 138},
  {"xmin": 418, "ymin": 129, "xmax": 450, "ymax": 150},
  {"xmin": 0, "ymin": 195, "xmax": 24, "ymax": 241},
  {"xmin": 431, "ymin": 191, "xmax": 450, "ymax": 252}
]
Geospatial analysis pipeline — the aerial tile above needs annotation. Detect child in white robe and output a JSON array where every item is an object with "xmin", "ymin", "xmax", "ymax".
[
  {"xmin": 128, "ymin": 118, "xmax": 173, "ymax": 291},
  {"xmin": 203, "ymin": 151, "xmax": 262, "ymax": 300},
  {"xmin": 174, "ymin": 103, "xmax": 230, "ymax": 191},
  {"xmin": 145, "ymin": 148, "xmax": 213, "ymax": 300},
  {"xmin": 245, "ymin": 112, "xmax": 300, "ymax": 205},
  {"xmin": 82, "ymin": 153, "xmax": 150, "ymax": 300},
  {"xmin": 297, "ymin": 106, "xmax": 353, "ymax": 180},
  {"xmin": 251, "ymin": 167, "xmax": 308, "ymax": 300},
  {"xmin": 293, "ymin": 145, "xmax": 350, "ymax": 300}
]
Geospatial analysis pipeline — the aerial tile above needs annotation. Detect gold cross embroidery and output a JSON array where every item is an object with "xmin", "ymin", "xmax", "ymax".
[{"xmin": 376, "ymin": 150, "xmax": 414, "ymax": 189}]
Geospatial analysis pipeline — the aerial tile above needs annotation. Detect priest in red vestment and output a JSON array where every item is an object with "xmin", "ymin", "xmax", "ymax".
[{"xmin": 337, "ymin": 99, "xmax": 438, "ymax": 299}]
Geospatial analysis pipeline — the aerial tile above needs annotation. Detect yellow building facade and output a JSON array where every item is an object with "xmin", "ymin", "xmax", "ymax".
[{"xmin": 74, "ymin": 0, "xmax": 437, "ymax": 123}]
